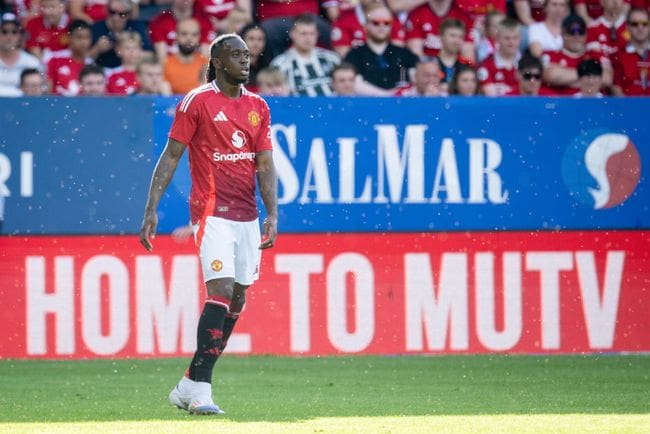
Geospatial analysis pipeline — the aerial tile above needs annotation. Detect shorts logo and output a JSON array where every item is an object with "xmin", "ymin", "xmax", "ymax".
[
  {"xmin": 231, "ymin": 130, "xmax": 246, "ymax": 149},
  {"xmin": 562, "ymin": 131, "xmax": 641, "ymax": 209},
  {"xmin": 211, "ymin": 260, "xmax": 223, "ymax": 272},
  {"xmin": 248, "ymin": 111, "xmax": 260, "ymax": 127}
]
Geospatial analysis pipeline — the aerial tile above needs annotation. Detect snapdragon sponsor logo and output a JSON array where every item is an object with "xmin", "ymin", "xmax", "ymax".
[{"xmin": 213, "ymin": 151, "xmax": 256, "ymax": 162}]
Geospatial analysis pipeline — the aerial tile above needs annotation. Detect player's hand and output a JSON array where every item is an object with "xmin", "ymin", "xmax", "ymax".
[
  {"xmin": 139, "ymin": 210, "xmax": 158, "ymax": 251},
  {"xmin": 259, "ymin": 216, "xmax": 277, "ymax": 249}
]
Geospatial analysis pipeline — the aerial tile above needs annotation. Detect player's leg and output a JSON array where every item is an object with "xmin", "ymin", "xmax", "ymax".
[
  {"xmin": 170, "ymin": 217, "xmax": 235, "ymax": 415},
  {"xmin": 220, "ymin": 282, "xmax": 249, "ymax": 353}
]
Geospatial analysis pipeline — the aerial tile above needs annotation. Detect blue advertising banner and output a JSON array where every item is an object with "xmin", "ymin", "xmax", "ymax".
[{"xmin": 0, "ymin": 97, "xmax": 647, "ymax": 234}]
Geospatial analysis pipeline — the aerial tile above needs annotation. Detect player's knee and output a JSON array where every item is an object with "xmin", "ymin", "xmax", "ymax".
[{"xmin": 206, "ymin": 279, "xmax": 235, "ymax": 301}]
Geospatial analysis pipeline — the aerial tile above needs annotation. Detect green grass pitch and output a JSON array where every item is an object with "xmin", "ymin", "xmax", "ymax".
[{"xmin": 0, "ymin": 355, "xmax": 648, "ymax": 433}]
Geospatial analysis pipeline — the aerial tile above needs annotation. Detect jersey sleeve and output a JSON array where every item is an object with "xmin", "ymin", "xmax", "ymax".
[
  {"xmin": 255, "ymin": 100, "xmax": 273, "ymax": 153},
  {"xmin": 168, "ymin": 95, "xmax": 200, "ymax": 146}
]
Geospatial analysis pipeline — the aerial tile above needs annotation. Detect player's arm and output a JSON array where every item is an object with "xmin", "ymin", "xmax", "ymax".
[
  {"xmin": 139, "ymin": 138, "xmax": 187, "ymax": 251},
  {"xmin": 256, "ymin": 150, "xmax": 278, "ymax": 249}
]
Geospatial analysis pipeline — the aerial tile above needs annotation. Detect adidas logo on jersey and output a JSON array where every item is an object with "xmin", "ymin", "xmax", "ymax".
[{"xmin": 213, "ymin": 111, "xmax": 228, "ymax": 122}]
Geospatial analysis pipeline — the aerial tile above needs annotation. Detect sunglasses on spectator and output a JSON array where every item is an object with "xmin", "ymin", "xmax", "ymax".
[
  {"xmin": 370, "ymin": 20, "xmax": 392, "ymax": 26},
  {"xmin": 629, "ymin": 21, "xmax": 650, "ymax": 27},
  {"xmin": 108, "ymin": 9, "xmax": 129, "ymax": 17},
  {"xmin": 522, "ymin": 72, "xmax": 542, "ymax": 81}
]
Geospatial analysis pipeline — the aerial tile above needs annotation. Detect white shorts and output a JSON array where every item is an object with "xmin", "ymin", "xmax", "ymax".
[{"xmin": 194, "ymin": 216, "xmax": 262, "ymax": 285}]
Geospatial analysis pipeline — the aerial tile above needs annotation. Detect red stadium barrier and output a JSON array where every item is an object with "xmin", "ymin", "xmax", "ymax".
[{"xmin": 1, "ymin": 232, "xmax": 648, "ymax": 359}]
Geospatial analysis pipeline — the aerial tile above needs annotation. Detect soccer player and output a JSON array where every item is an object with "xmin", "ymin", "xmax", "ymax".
[{"xmin": 139, "ymin": 33, "xmax": 278, "ymax": 415}]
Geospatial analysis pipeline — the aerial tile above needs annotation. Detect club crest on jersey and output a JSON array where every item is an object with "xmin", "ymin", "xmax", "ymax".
[
  {"xmin": 248, "ymin": 111, "xmax": 260, "ymax": 127},
  {"xmin": 211, "ymin": 259, "xmax": 223, "ymax": 272},
  {"xmin": 231, "ymin": 130, "xmax": 246, "ymax": 149}
]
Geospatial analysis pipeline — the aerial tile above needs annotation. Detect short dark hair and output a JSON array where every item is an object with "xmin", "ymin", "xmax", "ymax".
[
  {"xmin": 518, "ymin": 53, "xmax": 543, "ymax": 72},
  {"xmin": 331, "ymin": 61, "xmax": 356, "ymax": 77},
  {"xmin": 20, "ymin": 68, "xmax": 41, "ymax": 85},
  {"xmin": 68, "ymin": 19, "xmax": 91, "ymax": 35},
  {"xmin": 79, "ymin": 64, "xmax": 105, "ymax": 81},
  {"xmin": 577, "ymin": 58, "xmax": 603, "ymax": 77},
  {"xmin": 292, "ymin": 13, "xmax": 317, "ymax": 28},
  {"xmin": 439, "ymin": 18, "xmax": 466, "ymax": 35}
]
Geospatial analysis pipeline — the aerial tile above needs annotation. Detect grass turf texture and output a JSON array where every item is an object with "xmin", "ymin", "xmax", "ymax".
[{"xmin": 0, "ymin": 355, "xmax": 648, "ymax": 433}]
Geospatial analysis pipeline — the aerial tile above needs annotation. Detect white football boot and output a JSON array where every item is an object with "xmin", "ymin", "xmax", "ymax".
[{"xmin": 169, "ymin": 376, "xmax": 225, "ymax": 415}]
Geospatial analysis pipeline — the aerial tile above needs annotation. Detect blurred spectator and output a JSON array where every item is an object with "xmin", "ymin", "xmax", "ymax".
[
  {"xmin": 477, "ymin": 17, "xmax": 521, "ymax": 95},
  {"xmin": 575, "ymin": 57, "xmax": 605, "ymax": 96},
  {"xmin": 0, "ymin": 12, "xmax": 41, "ymax": 96},
  {"xmin": 586, "ymin": 0, "xmax": 629, "ymax": 57},
  {"xmin": 256, "ymin": 65, "xmax": 290, "ymax": 96},
  {"xmin": 91, "ymin": 0, "xmax": 152, "ymax": 68},
  {"xmin": 257, "ymin": 1, "xmax": 335, "ymax": 57},
  {"xmin": 405, "ymin": 0, "xmax": 475, "ymax": 60},
  {"xmin": 163, "ymin": 17, "xmax": 207, "ymax": 94},
  {"xmin": 448, "ymin": 63, "xmax": 479, "ymax": 94},
  {"xmin": 106, "ymin": 30, "xmax": 142, "ymax": 94},
  {"xmin": 330, "ymin": 0, "xmax": 405, "ymax": 58},
  {"xmin": 239, "ymin": 23, "xmax": 270, "ymax": 90},
  {"xmin": 24, "ymin": 0, "xmax": 70, "ymax": 60},
  {"xmin": 270, "ymin": 14, "xmax": 339, "ymax": 96},
  {"xmin": 513, "ymin": 0, "xmax": 546, "ymax": 25},
  {"xmin": 68, "ymin": 0, "xmax": 140, "ymax": 24},
  {"xmin": 79, "ymin": 62, "xmax": 106, "ymax": 94},
  {"xmin": 386, "ymin": 0, "xmax": 429, "ymax": 15},
  {"xmin": 508, "ymin": 52, "xmax": 546, "ymax": 94},
  {"xmin": 527, "ymin": 0, "xmax": 569, "ymax": 57},
  {"xmin": 345, "ymin": 4, "xmax": 418, "ymax": 95},
  {"xmin": 47, "ymin": 19, "xmax": 93, "ymax": 95},
  {"xmin": 20, "ymin": 67, "xmax": 46, "ymax": 95},
  {"xmin": 331, "ymin": 61, "xmax": 357, "ymax": 95},
  {"xmin": 223, "ymin": 6, "xmax": 251, "ymax": 34},
  {"xmin": 612, "ymin": 7, "xmax": 650, "ymax": 95},
  {"xmin": 395, "ymin": 58, "xmax": 445, "ymax": 95},
  {"xmin": 576, "ymin": 0, "xmax": 630, "ymax": 26},
  {"xmin": 135, "ymin": 55, "xmax": 171, "ymax": 94},
  {"xmin": 542, "ymin": 14, "xmax": 612, "ymax": 94},
  {"xmin": 435, "ymin": 18, "xmax": 473, "ymax": 92},
  {"xmin": 7, "ymin": 0, "xmax": 41, "ymax": 22},
  {"xmin": 454, "ymin": 0, "xmax": 506, "ymax": 31},
  {"xmin": 193, "ymin": 0, "xmax": 250, "ymax": 33},
  {"xmin": 476, "ymin": 10, "xmax": 504, "ymax": 62},
  {"xmin": 149, "ymin": 0, "xmax": 214, "ymax": 63}
]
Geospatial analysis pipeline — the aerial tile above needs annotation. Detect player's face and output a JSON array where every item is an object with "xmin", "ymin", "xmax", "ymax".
[{"xmin": 218, "ymin": 39, "xmax": 251, "ymax": 84}]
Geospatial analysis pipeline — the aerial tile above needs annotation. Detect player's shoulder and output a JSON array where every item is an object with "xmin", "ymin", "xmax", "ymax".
[
  {"xmin": 177, "ymin": 82, "xmax": 215, "ymax": 112},
  {"xmin": 242, "ymin": 87, "xmax": 270, "ymax": 110}
]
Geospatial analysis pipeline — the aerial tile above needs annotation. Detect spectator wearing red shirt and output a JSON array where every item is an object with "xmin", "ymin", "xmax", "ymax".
[
  {"xmin": 193, "ymin": 0, "xmax": 251, "ymax": 33},
  {"xmin": 149, "ymin": 0, "xmax": 215, "ymax": 63},
  {"xmin": 586, "ymin": 0, "xmax": 629, "ymax": 57},
  {"xmin": 330, "ymin": 0, "xmax": 405, "ymax": 58},
  {"xmin": 612, "ymin": 7, "xmax": 650, "ymax": 94},
  {"xmin": 513, "ymin": 0, "xmax": 546, "ymax": 25},
  {"xmin": 405, "ymin": 0, "xmax": 476, "ymax": 61},
  {"xmin": 543, "ymin": 14, "xmax": 613, "ymax": 94},
  {"xmin": 576, "ymin": 0, "xmax": 630, "ymax": 25},
  {"xmin": 435, "ymin": 18, "xmax": 473, "ymax": 93},
  {"xmin": 79, "ymin": 62, "xmax": 106, "ymax": 94},
  {"xmin": 68, "ymin": 0, "xmax": 116, "ymax": 24},
  {"xmin": 257, "ymin": 0, "xmax": 337, "ymax": 57},
  {"xmin": 476, "ymin": 10, "xmax": 504, "ymax": 62},
  {"xmin": 477, "ymin": 17, "xmax": 521, "ymax": 95},
  {"xmin": 47, "ymin": 19, "xmax": 93, "ymax": 95},
  {"xmin": 106, "ymin": 30, "xmax": 142, "ymax": 94},
  {"xmin": 24, "ymin": 0, "xmax": 70, "ymax": 60}
]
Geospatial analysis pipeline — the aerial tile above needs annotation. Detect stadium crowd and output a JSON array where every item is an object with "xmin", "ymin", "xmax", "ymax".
[{"xmin": 1, "ymin": 0, "xmax": 649, "ymax": 97}]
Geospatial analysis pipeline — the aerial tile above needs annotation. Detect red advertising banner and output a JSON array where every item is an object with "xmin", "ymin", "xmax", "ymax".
[{"xmin": 0, "ymin": 232, "xmax": 648, "ymax": 359}]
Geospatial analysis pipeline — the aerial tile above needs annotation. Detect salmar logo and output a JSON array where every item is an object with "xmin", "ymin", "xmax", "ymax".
[{"xmin": 562, "ymin": 131, "xmax": 641, "ymax": 209}]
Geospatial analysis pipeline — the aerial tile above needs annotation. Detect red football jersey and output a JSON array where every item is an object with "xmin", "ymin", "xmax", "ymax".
[
  {"xmin": 613, "ymin": 44, "xmax": 650, "ymax": 95},
  {"xmin": 455, "ymin": 0, "xmax": 506, "ymax": 20},
  {"xmin": 106, "ymin": 68, "xmax": 138, "ymax": 95},
  {"xmin": 25, "ymin": 14, "xmax": 70, "ymax": 54},
  {"xmin": 586, "ymin": 15, "xmax": 628, "ymax": 57},
  {"xmin": 477, "ymin": 52, "xmax": 519, "ymax": 95},
  {"xmin": 330, "ymin": 7, "xmax": 405, "ymax": 50},
  {"xmin": 405, "ymin": 3, "xmax": 474, "ymax": 57},
  {"xmin": 541, "ymin": 48, "xmax": 608, "ymax": 95},
  {"xmin": 193, "ymin": 0, "xmax": 237, "ymax": 22},
  {"xmin": 256, "ymin": 0, "xmax": 320, "ymax": 20},
  {"xmin": 46, "ymin": 53, "xmax": 88, "ymax": 96},
  {"xmin": 169, "ymin": 82, "xmax": 273, "ymax": 223},
  {"xmin": 148, "ymin": 11, "xmax": 215, "ymax": 53}
]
